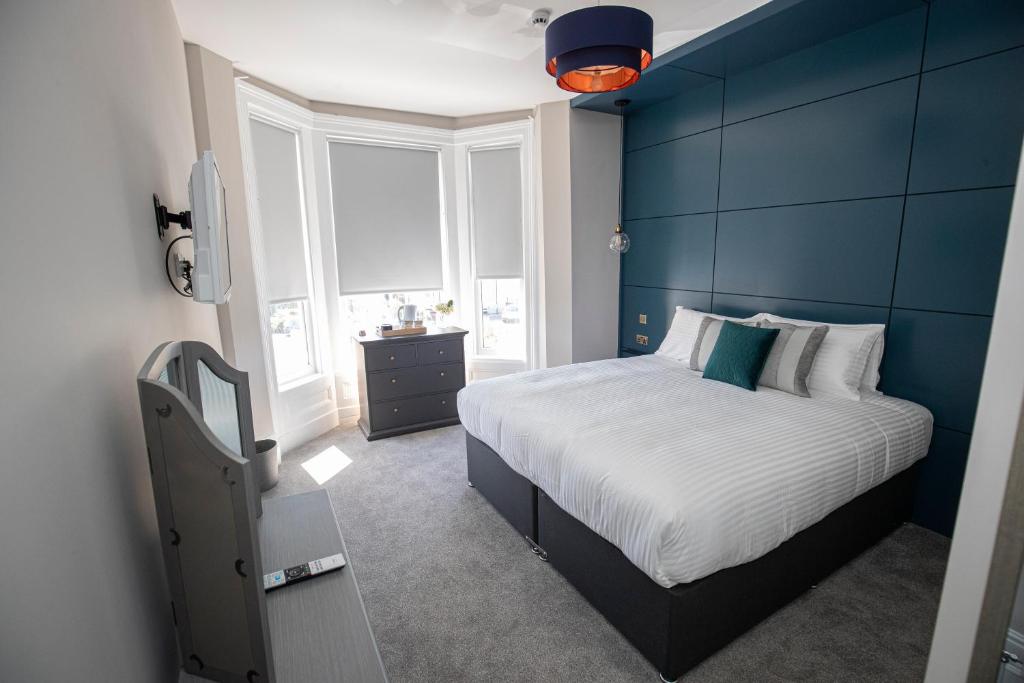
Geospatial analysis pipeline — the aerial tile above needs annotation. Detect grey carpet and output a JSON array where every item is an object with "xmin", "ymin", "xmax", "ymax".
[{"xmin": 266, "ymin": 425, "xmax": 950, "ymax": 682}]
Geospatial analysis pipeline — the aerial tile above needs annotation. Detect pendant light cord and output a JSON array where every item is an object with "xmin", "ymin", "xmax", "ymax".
[{"xmin": 615, "ymin": 99, "xmax": 630, "ymax": 228}]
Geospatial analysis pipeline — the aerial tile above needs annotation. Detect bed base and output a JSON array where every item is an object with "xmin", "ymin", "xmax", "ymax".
[{"xmin": 465, "ymin": 433, "xmax": 916, "ymax": 681}]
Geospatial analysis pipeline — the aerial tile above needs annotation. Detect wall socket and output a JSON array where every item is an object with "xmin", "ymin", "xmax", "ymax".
[
  {"xmin": 635, "ymin": 334, "xmax": 649, "ymax": 346},
  {"xmin": 638, "ymin": 314, "xmax": 647, "ymax": 325}
]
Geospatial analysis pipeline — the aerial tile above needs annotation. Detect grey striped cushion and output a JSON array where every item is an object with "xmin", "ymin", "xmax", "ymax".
[
  {"xmin": 688, "ymin": 317, "xmax": 759, "ymax": 371},
  {"xmin": 756, "ymin": 322, "xmax": 829, "ymax": 397}
]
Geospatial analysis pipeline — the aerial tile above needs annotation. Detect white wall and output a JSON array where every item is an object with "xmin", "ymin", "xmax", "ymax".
[
  {"xmin": 535, "ymin": 101, "xmax": 575, "ymax": 368},
  {"xmin": 185, "ymin": 44, "xmax": 277, "ymax": 441},
  {"xmin": 534, "ymin": 101, "xmax": 622, "ymax": 367},
  {"xmin": 0, "ymin": 1, "xmax": 221, "ymax": 680},
  {"xmin": 926, "ymin": 139, "xmax": 1024, "ymax": 681},
  {"xmin": 569, "ymin": 108, "xmax": 622, "ymax": 363}
]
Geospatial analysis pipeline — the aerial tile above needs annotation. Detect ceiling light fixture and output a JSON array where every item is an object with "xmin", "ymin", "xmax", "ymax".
[{"xmin": 544, "ymin": 5, "xmax": 653, "ymax": 93}]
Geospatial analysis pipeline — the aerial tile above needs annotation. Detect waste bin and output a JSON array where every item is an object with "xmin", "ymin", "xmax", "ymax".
[{"xmin": 254, "ymin": 439, "xmax": 280, "ymax": 492}]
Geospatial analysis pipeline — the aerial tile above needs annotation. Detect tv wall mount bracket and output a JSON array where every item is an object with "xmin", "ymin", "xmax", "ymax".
[{"xmin": 153, "ymin": 193, "xmax": 192, "ymax": 239}]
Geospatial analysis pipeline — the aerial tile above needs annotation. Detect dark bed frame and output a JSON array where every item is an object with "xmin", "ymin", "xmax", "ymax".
[{"xmin": 466, "ymin": 433, "xmax": 916, "ymax": 681}]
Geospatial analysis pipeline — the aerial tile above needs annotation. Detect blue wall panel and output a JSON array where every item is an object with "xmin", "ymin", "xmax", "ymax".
[
  {"xmin": 711, "ymin": 294, "xmax": 889, "ymax": 327},
  {"xmin": 910, "ymin": 427, "xmax": 971, "ymax": 536},
  {"xmin": 714, "ymin": 199, "xmax": 902, "ymax": 306},
  {"xmin": 894, "ymin": 188, "xmax": 1014, "ymax": 316},
  {"xmin": 881, "ymin": 310, "xmax": 992, "ymax": 434},
  {"xmin": 909, "ymin": 47, "xmax": 1024, "ymax": 193},
  {"xmin": 625, "ymin": 81, "xmax": 723, "ymax": 151},
  {"xmin": 615, "ymin": 1, "xmax": 1022, "ymax": 535},
  {"xmin": 621, "ymin": 215, "xmax": 716, "ymax": 291},
  {"xmin": 623, "ymin": 129, "xmax": 721, "ymax": 219},
  {"xmin": 719, "ymin": 77, "xmax": 918, "ymax": 210},
  {"xmin": 923, "ymin": 0, "xmax": 1024, "ymax": 70},
  {"xmin": 621, "ymin": 286, "xmax": 712, "ymax": 354},
  {"xmin": 724, "ymin": 7, "xmax": 925, "ymax": 124}
]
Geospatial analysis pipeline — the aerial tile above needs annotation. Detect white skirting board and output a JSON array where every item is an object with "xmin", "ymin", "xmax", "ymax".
[{"xmin": 275, "ymin": 407, "xmax": 340, "ymax": 454}]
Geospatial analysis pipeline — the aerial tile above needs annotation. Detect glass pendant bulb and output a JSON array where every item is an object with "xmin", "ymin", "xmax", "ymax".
[{"xmin": 609, "ymin": 224, "xmax": 630, "ymax": 254}]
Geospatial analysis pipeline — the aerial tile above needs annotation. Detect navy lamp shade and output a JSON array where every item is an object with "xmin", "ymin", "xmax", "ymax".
[{"xmin": 545, "ymin": 5, "xmax": 654, "ymax": 93}]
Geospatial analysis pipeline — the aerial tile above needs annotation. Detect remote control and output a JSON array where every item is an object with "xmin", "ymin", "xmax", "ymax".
[{"xmin": 263, "ymin": 553, "xmax": 347, "ymax": 592}]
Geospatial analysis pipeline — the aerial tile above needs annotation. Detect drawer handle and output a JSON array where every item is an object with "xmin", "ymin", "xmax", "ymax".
[
  {"xmin": 389, "ymin": 355, "xmax": 396, "ymax": 361},
  {"xmin": 441, "ymin": 400, "xmax": 447, "ymax": 405},
  {"xmin": 440, "ymin": 371, "xmax": 445, "ymax": 377},
  {"xmin": 390, "ymin": 378, "xmax": 397, "ymax": 384},
  {"xmin": 439, "ymin": 349, "xmax": 445, "ymax": 355},
  {"xmin": 393, "ymin": 407, "xmax": 399, "ymax": 413}
]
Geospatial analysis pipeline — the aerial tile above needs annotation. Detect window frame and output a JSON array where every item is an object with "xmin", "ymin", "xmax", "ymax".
[
  {"xmin": 243, "ymin": 112, "xmax": 323, "ymax": 391},
  {"xmin": 315, "ymin": 118, "xmax": 459, "ymax": 412},
  {"xmin": 268, "ymin": 296, "xmax": 318, "ymax": 387},
  {"xmin": 236, "ymin": 81, "xmax": 340, "ymax": 452},
  {"xmin": 457, "ymin": 132, "xmax": 536, "ymax": 366},
  {"xmin": 475, "ymin": 277, "xmax": 526, "ymax": 358}
]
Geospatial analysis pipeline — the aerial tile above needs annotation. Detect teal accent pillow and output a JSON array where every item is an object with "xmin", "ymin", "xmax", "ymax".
[{"xmin": 702, "ymin": 321, "xmax": 780, "ymax": 391}]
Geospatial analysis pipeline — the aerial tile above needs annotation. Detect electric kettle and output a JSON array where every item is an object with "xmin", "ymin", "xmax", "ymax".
[{"xmin": 396, "ymin": 304, "xmax": 419, "ymax": 323}]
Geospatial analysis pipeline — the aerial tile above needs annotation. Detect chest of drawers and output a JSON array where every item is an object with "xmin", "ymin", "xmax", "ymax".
[{"xmin": 354, "ymin": 327, "xmax": 469, "ymax": 440}]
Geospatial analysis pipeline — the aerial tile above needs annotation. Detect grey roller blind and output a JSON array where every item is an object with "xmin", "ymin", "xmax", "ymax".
[
  {"xmin": 329, "ymin": 142, "xmax": 444, "ymax": 295},
  {"xmin": 470, "ymin": 146, "xmax": 523, "ymax": 279},
  {"xmin": 250, "ymin": 119, "xmax": 310, "ymax": 301}
]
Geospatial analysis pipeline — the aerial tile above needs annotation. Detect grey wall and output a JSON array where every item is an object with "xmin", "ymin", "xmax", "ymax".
[
  {"xmin": 569, "ymin": 109, "xmax": 622, "ymax": 364},
  {"xmin": 0, "ymin": 1, "xmax": 221, "ymax": 680}
]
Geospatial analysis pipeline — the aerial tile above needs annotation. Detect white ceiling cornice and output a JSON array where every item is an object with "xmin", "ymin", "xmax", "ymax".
[
  {"xmin": 175, "ymin": 0, "xmax": 770, "ymax": 117},
  {"xmin": 238, "ymin": 79, "xmax": 531, "ymax": 148}
]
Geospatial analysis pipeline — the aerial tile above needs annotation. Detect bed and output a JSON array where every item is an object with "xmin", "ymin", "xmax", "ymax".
[{"xmin": 457, "ymin": 354, "xmax": 932, "ymax": 680}]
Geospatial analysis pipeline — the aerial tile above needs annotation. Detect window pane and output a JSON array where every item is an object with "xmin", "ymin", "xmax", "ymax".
[
  {"xmin": 340, "ymin": 290, "xmax": 445, "ymax": 334},
  {"xmin": 270, "ymin": 300, "xmax": 314, "ymax": 385},
  {"xmin": 479, "ymin": 278, "xmax": 524, "ymax": 358}
]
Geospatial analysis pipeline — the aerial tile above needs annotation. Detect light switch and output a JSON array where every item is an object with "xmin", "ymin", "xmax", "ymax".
[
  {"xmin": 638, "ymin": 314, "xmax": 647, "ymax": 325},
  {"xmin": 635, "ymin": 334, "xmax": 649, "ymax": 346}
]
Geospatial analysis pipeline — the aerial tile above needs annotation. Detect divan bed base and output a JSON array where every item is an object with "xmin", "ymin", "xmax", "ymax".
[{"xmin": 465, "ymin": 432, "xmax": 916, "ymax": 681}]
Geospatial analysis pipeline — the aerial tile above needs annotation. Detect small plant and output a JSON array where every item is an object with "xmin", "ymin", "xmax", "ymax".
[{"xmin": 434, "ymin": 299, "xmax": 454, "ymax": 316}]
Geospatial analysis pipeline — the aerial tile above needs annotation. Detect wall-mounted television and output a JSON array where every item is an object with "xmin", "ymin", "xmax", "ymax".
[{"xmin": 188, "ymin": 151, "xmax": 232, "ymax": 304}]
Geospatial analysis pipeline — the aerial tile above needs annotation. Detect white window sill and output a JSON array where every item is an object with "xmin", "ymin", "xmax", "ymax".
[{"xmin": 277, "ymin": 371, "xmax": 325, "ymax": 393}]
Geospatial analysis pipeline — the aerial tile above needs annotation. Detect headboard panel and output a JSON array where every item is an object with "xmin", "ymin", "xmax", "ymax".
[
  {"xmin": 613, "ymin": 0, "xmax": 1024, "ymax": 534},
  {"xmin": 709, "ymin": 294, "xmax": 890, "ymax": 326}
]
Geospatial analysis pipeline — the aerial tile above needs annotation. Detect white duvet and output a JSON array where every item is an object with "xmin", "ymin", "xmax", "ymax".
[{"xmin": 457, "ymin": 355, "xmax": 932, "ymax": 587}]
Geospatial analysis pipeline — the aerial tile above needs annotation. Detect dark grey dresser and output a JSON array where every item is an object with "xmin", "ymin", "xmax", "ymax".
[{"xmin": 354, "ymin": 327, "xmax": 469, "ymax": 440}]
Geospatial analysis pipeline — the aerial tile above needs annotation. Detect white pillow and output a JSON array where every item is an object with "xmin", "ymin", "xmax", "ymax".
[
  {"xmin": 762, "ymin": 314, "xmax": 884, "ymax": 400},
  {"xmin": 656, "ymin": 307, "xmax": 764, "ymax": 363}
]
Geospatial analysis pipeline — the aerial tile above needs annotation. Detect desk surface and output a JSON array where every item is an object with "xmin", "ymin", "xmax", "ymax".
[{"xmin": 182, "ymin": 489, "xmax": 387, "ymax": 683}]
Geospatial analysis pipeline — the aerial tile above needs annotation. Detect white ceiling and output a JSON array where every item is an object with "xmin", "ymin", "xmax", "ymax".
[{"xmin": 172, "ymin": 0, "xmax": 768, "ymax": 118}]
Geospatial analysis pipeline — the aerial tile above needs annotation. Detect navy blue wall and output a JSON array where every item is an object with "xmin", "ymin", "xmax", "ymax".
[{"xmin": 618, "ymin": 0, "xmax": 1024, "ymax": 536}]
